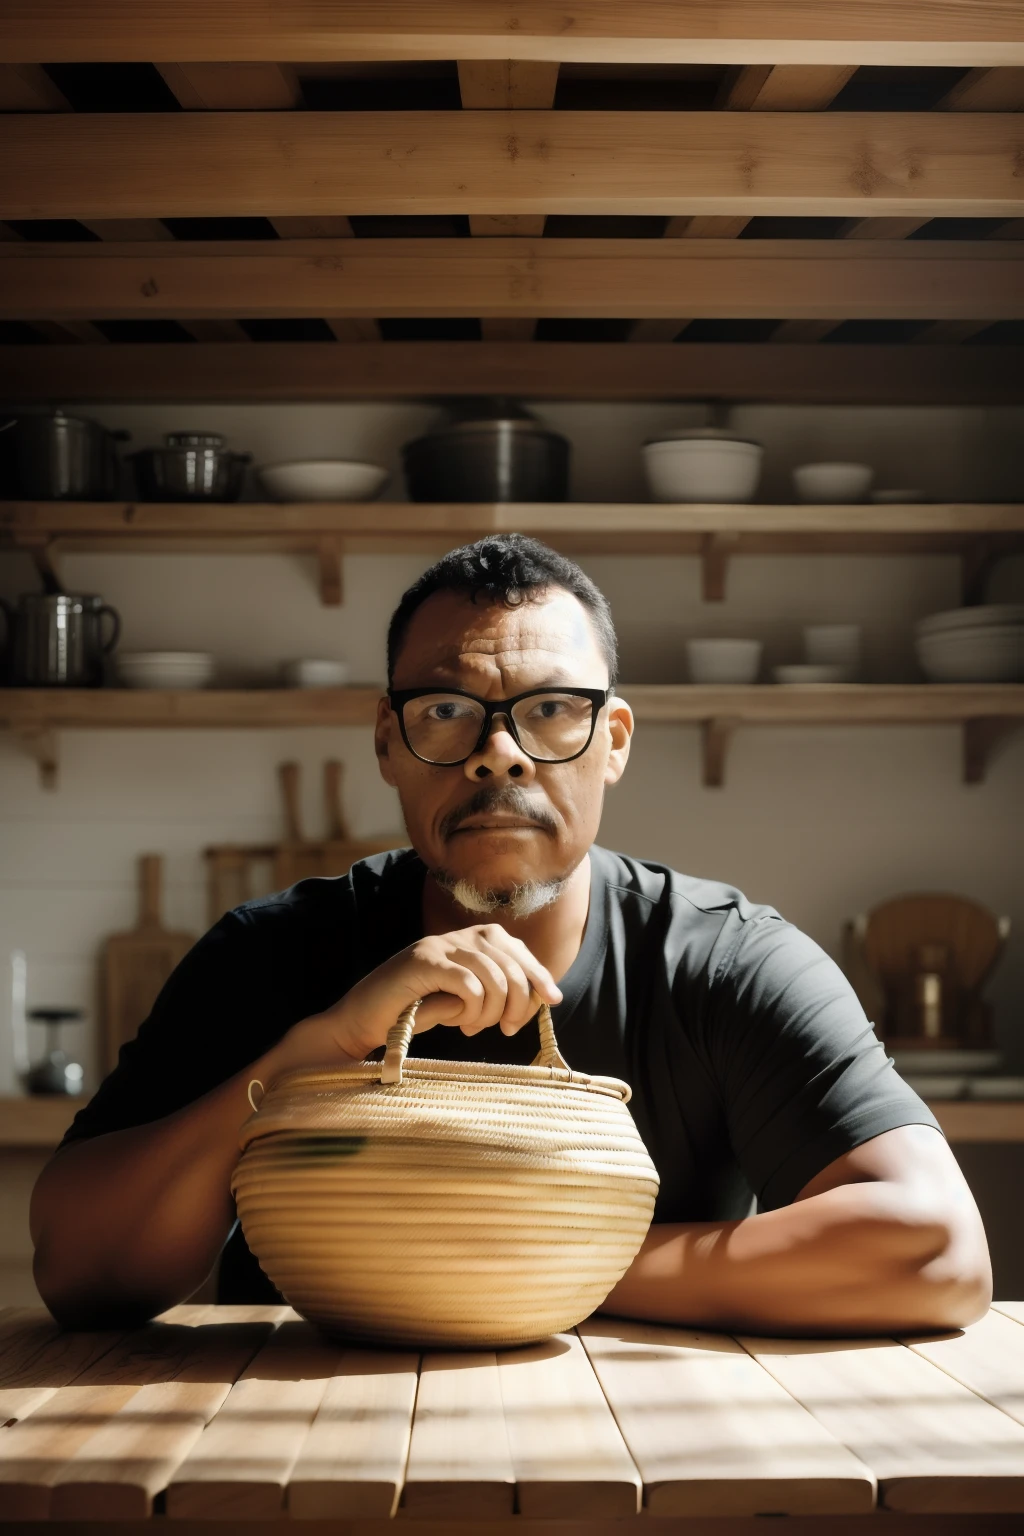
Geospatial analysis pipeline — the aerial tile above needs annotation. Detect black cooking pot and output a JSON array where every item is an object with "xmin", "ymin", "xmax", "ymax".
[
  {"xmin": 402, "ymin": 401, "xmax": 570, "ymax": 503},
  {"xmin": 0, "ymin": 411, "xmax": 129, "ymax": 500}
]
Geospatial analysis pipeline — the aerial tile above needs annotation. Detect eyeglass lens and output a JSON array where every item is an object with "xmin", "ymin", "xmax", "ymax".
[{"xmin": 401, "ymin": 692, "xmax": 596, "ymax": 764}]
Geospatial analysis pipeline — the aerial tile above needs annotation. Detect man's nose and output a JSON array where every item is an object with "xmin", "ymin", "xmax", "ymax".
[{"xmin": 463, "ymin": 713, "xmax": 536, "ymax": 781}]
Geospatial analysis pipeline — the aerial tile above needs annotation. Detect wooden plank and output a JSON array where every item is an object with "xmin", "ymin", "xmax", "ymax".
[
  {"xmin": 719, "ymin": 64, "xmax": 856, "ymax": 110},
  {"xmin": 0, "ymin": 1309, "xmax": 235, "ymax": 1519},
  {"xmin": 457, "ymin": 60, "xmax": 559, "ymax": 109},
  {"xmin": 2, "ymin": 684, "xmax": 1021, "ymax": 734},
  {"xmin": 4, "ymin": 499, "xmax": 1023, "ymax": 545},
  {"xmin": 579, "ymin": 1318, "xmax": 875, "ymax": 1516},
  {"xmin": 286, "ymin": 1350, "xmax": 419, "ymax": 1519},
  {"xmin": 0, "ymin": 63, "xmax": 70, "ymax": 111},
  {"xmin": 2, "ymin": 2, "xmax": 1022, "ymax": 67},
  {"xmin": 742, "ymin": 1335, "xmax": 1024, "ymax": 1513},
  {"xmin": 496, "ymin": 1332, "xmax": 641, "ymax": 1518},
  {"xmin": 0, "ymin": 1096, "xmax": 78, "ymax": 1149},
  {"xmin": 903, "ymin": 1312, "xmax": 1024, "ymax": 1431},
  {"xmin": 3, "ymin": 341, "xmax": 1021, "ymax": 407},
  {"xmin": 47, "ymin": 1316, "xmax": 278, "ymax": 1519},
  {"xmin": 402, "ymin": 1352, "xmax": 515, "ymax": 1518},
  {"xmin": 0, "ymin": 1311, "xmax": 126, "ymax": 1431},
  {"xmin": 940, "ymin": 68, "xmax": 1024, "ymax": 112},
  {"xmin": 165, "ymin": 1319, "xmax": 343, "ymax": 1519},
  {"xmin": 1, "ymin": 240, "xmax": 1019, "ymax": 321},
  {"xmin": 2, "ymin": 113, "xmax": 1022, "ymax": 220},
  {"xmin": 156, "ymin": 62, "xmax": 301, "ymax": 110},
  {"xmin": 994, "ymin": 1304, "xmax": 1024, "ymax": 1325},
  {"xmin": 932, "ymin": 1103, "xmax": 1024, "ymax": 1142}
]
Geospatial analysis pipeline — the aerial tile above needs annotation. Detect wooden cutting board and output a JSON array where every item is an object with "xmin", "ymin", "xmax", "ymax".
[
  {"xmin": 100, "ymin": 854, "xmax": 195, "ymax": 1073},
  {"xmin": 272, "ymin": 760, "xmax": 396, "ymax": 888}
]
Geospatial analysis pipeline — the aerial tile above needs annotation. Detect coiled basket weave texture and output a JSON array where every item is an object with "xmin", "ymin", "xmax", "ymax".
[{"xmin": 232, "ymin": 1001, "xmax": 659, "ymax": 1347}]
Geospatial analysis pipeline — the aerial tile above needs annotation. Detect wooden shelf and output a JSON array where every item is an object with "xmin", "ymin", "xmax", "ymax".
[
  {"xmin": 3, "ymin": 500, "xmax": 1022, "ymax": 604},
  {"xmin": 2, "ymin": 684, "xmax": 1022, "ymax": 788},
  {"xmin": 1, "ymin": 1094, "xmax": 1020, "ymax": 1149}
]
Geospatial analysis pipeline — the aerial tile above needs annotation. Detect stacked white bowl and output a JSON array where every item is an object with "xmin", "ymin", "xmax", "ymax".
[
  {"xmin": 118, "ymin": 652, "xmax": 216, "ymax": 689},
  {"xmin": 643, "ymin": 428, "xmax": 763, "ymax": 504},
  {"xmin": 915, "ymin": 605, "xmax": 1024, "ymax": 683}
]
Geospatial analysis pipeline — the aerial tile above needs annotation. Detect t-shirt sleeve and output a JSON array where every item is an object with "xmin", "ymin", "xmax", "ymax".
[
  {"xmin": 702, "ymin": 912, "xmax": 942, "ymax": 1210},
  {"xmin": 60, "ymin": 908, "xmax": 287, "ymax": 1149}
]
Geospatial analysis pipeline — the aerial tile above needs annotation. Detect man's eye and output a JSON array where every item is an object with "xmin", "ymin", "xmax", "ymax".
[
  {"xmin": 428, "ymin": 702, "xmax": 470, "ymax": 721},
  {"xmin": 529, "ymin": 699, "xmax": 565, "ymax": 719}
]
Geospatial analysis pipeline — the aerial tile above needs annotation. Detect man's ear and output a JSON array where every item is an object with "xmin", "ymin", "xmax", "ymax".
[
  {"xmin": 604, "ymin": 696, "xmax": 634, "ymax": 787},
  {"xmin": 375, "ymin": 696, "xmax": 398, "ymax": 787}
]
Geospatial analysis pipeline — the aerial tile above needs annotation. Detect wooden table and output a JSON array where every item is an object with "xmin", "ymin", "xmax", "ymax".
[{"xmin": 3, "ymin": 1305, "xmax": 1024, "ymax": 1532}]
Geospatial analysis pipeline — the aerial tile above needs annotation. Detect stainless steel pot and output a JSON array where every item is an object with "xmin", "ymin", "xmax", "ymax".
[
  {"xmin": 128, "ymin": 433, "xmax": 251, "ymax": 502},
  {"xmin": 0, "ymin": 411, "xmax": 129, "ymax": 500},
  {"xmin": 0, "ymin": 592, "xmax": 121, "ymax": 687},
  {"xmin": 402, "ymin": 402, "xmax": 570, "ymax": 503}
]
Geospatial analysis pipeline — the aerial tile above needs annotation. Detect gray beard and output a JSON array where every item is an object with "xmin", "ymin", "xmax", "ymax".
[{"xmin": 433, "ymin": 870, "xmax": 569, "ymax": 921}]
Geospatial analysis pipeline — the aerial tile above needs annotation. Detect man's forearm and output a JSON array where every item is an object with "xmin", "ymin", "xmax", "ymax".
[
  {"xmin": 30, "ymin": 1059, "xmax": 269, "ymax": 1327},
  {"xmin": 601, "ymin": 1180, "xmax": 990, "ymax": 1335}
]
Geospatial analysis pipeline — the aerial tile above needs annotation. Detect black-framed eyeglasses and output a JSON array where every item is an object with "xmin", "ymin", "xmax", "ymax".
[{"xmin": 388, "ymin": 685, "xmax": 614, "ymax": 766}]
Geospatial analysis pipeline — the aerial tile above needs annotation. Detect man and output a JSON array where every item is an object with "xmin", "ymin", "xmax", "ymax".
[{"xmin": 32, "ymin": 535, "xmax": 991, "ymax": 1332}]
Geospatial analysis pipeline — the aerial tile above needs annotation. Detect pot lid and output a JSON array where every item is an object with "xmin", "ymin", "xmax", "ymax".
[
  {"xmin": 644, "ymin": 426, "xmax": 763, "ymax": 447},
  {"xmin": 165, "ymin": 432, "xmax": 225, "ymax": 449}
]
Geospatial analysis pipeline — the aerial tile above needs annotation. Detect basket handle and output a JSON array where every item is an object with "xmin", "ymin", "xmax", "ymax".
[{"xmin": 380, "ymin": 999, "xmax": 568, "ymax": 1086}]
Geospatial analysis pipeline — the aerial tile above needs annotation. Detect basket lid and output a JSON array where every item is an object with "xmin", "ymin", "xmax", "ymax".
[{"xmin": 240, "ymin": 1002, "xmax": 633, "ymax": 1150}]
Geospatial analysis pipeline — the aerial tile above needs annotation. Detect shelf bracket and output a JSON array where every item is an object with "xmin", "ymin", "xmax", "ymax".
[
  {"xmin": 700, "ymin": 532, "xmax": 740, "ymax": 603},
  {"xmin": 963, "ymin": 716, "xmax": 1022, "ymax": 785},
  {"xmin": 13, "ymin": 724, "xmax": 59, "ymax": 789},
  {"xmin": 316, "ymin": 537, "xmax": 344, "ymax": 606},
  {"xmin": 12, "ymin": 533, "xmax": 63, "ymax": 593},
  {"xmin": 960, "ymin": 539, "xmax": 1001, "ymax": 608},
  {"xmin": 701, "ymin": 716, "xmax": 739, "ymax": 788}
]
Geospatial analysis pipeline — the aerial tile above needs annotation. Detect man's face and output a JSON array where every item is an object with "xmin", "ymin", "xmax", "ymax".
[{"xmin": 375, "ymin": 586, "xmax": 633, "ymax": 902}]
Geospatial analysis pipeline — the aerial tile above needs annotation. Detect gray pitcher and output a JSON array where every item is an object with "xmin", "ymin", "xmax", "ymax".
[{"xmin": 0, "ymin": 592, "xmax": 121, "ymax": 686}]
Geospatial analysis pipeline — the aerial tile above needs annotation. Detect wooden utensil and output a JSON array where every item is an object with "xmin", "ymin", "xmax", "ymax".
[
  {"xmin": 272, "ymin": 760, "xmax": 396, "ymax": 888},
  {"xmin": 101, "ymin": 854, "xmax": 195, "ymax": 1073}
]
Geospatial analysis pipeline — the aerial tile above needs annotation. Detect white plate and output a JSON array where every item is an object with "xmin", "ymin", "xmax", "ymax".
[
  {"xmin": 258, "ymin": 460, "xmax": 389, "ymax": 503},
  {"xmin": 890, "ymin": 1049, "xmax": 1003, "ymax": 1076},
  {"xmin": 968, "ymin": 1077, "xmax": 1024, "ymax": 1100},
  {"xmin": 917, "ymin": 605, "xmax": 1024, "ymax": 636}
]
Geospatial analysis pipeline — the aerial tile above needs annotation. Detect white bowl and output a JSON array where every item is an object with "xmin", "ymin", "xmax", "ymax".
[
  {"xmin": 916, "ymin": 627, "xmax": 1024, "ymax": 683},
  {"xmin": 968, "ymin": 1077, "xmax": 1024, "ymax": 1100},
  {"xmin": 258, "ymin": 460, "xmax": 389, "ymax": 503},
  {"xmin": 793, "ymin": 462, "xmax": 874, "ymax": 504},
  {"xmin": 281, "ymin": 658, "xmax": 351, "ymax": 689},
  {"xmin": 803, "ymin": 623, "xmax": 862, "ymax": 677},
  {"xmin": 772, "ymin": 664, "xmax": 844, "ymax": 684},
  {"xmin": 917, "ymin": 604, "xmax": 1024, "ymax": 637},
  {"xmin": 643, "ymin": 439, "xmax": 763, "ymax": 504},
  {"xmin": 687, "ymin": 638, "xmax": 762, "ymax": 685},
  {"xmin": 118, "ymin": 651, "xmax": 215, "ymax": 690}
]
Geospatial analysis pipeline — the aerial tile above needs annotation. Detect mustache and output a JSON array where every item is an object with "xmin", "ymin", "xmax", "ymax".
[{"xmin": 438, "ymin": 784, "xmax": 558, "ymax": 840}]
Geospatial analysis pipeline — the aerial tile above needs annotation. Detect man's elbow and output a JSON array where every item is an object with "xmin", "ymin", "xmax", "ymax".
[{"xmin": 897, "ymin": 1205, "xmax": 993, "ymax": 1332}]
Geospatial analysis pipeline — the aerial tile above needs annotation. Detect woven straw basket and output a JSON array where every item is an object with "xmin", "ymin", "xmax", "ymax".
[{"xmin": 232, "ymin": 1001, "xmax": 659, "ymax": 1347}]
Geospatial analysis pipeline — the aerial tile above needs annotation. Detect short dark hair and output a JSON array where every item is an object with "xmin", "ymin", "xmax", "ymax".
[{"xmin": 387, "ymin": 535, "xmax": 618, "ymax": 686}]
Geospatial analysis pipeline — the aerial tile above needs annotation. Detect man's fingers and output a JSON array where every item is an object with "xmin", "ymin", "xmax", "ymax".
[{"xmin": 476, "ymin": 925, "xmax": 563, "ymax": 1007}]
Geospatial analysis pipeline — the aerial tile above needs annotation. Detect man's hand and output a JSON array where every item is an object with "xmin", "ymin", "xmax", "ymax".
[{"xmin": 263, "ymin": 925, "xmax": 564, "ymax": 1078}]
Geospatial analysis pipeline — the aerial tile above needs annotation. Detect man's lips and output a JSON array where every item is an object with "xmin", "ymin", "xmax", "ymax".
[{"xmin": 451, "ymin": 815, "xmax": 544, "ymax": 833}]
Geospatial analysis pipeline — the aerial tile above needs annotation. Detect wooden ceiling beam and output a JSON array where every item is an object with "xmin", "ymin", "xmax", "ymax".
[
  {"xmin": 155, "ymin": 63, "xmax": 302, "ymax": 110},
  {"xmin": 2, "ymin": 112, "xmax": 1021, "ymax": 220},
  {"xmin": 938, "ymin": 67, "xmax": 1024, "ymax": 111},
  {"xmin": 2, "ymin": 342, "xmax": 1020, "ymax": 407},
  {"xmin": 0, "ymin": 63, "xmax": 71, "ymax": 111},
  {"xmin": 2, "ymin": 3, "xmax": 1021, "ymax": 67},
  {"xmin": 1, "ymin": 240, "xmax": 1016, "ymax": 321},
  {"xmin": 716, "ymin": 64, "xmax": 856, "ymax": 111}
]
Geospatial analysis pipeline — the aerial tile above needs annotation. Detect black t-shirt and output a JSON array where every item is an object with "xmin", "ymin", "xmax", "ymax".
[{"xmin": 63, "ymin": 846, "xmax": 939, "ymax": 1302}]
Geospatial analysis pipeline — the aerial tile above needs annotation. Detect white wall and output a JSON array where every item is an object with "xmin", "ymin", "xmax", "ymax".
[{"xmin": 1, "ymin": 399, "xmax": 1022, "ymax": 1098}]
